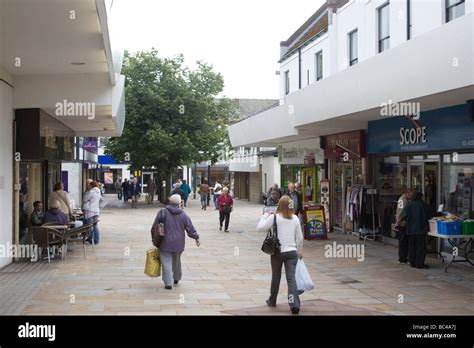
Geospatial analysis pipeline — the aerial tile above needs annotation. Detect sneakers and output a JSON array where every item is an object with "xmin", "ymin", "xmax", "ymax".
[{"xmin": 398, "ymin": 260, "xmax": 408, "ymax": 264}]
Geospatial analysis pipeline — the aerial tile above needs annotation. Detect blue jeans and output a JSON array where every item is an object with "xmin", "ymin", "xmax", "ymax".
[
  {"xmin": 200, "ymin": 193, "xmax": 208, "ymax": 206},
  {"xmin": 85, "ymin": 215, "xmax": 100, "ymax": 244},
  {"xmin": 213, "ymin": 194, "xmax": 220, "ymax": 209}
]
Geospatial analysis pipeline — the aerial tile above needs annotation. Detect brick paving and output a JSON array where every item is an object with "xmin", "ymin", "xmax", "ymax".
[{"xmin": 0, "ymin": 194, "xmax": 473, "ymax": 316}]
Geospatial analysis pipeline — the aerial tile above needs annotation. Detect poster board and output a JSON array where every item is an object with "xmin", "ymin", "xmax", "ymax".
[
  {"xmin": 303, "ymin": 204, "xmax": 328, "ymax": 240},
  {"xmin": 104, "ymin": 172, "xmax": 114, "ymax": 185}
]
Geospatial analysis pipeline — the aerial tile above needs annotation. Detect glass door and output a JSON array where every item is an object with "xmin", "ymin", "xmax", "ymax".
[{"xmin": 408, "ymin": 162, "xmax": 424, "ymax": 194}]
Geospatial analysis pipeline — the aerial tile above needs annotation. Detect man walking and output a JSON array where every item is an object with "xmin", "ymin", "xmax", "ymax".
[
  {"xmin": 147, "ymin": 179, "xmax": 157, "ymax": 204},
  {"xmin": 115, "ymin": 178, "xmax": 122, "ymax": 200},
  {"xmin": 129, "ymin": 178, "xmax": 141, "ymax": 209},
  {"xmin": 401, "ymin": 192, "xmax": 432, "ymax": 269},
  {"xmin": 285, "ymin": 182, "xmax": 303, "ymax": 216},
  {"xmin": 396, "ymin": 189, "xmax": 412, "ymax": 264},
  {"xmin": 122, "ymin": 178, "xmax": 130, "ymax": 203},
  {"xmin": 181, "ymin": 179, "xmax": 191, "ymax": 207}
]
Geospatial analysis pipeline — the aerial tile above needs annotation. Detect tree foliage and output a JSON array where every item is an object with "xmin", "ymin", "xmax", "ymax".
[{"xmin": 105, "ymin": 49, "xmax": 236, "ymax": 178}]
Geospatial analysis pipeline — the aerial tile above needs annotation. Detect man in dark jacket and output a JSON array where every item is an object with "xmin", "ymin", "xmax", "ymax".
[
  {"xmin": 122, "ymin": 179, "xmax": 130, "ymax": 203},
  {"xmin": 285, "ymin": 182, "xmax": 303, "ymax": 216},
  {"xmin": 401, "ymin": 192, "xmax": 433, "ymax": 269},
  {"xmin": 129, "ymin": 178, "xmax": 141, "ymax": 209}
]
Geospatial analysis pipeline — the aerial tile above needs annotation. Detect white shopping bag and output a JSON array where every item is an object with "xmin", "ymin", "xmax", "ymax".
[{"xmin": 296, "ymin": 259, "xmax": 314, "ymax": 292}]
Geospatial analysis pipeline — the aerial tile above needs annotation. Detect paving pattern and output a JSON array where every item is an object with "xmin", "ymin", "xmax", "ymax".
[{"xmin": 1, "ymin": 195, "xmax": 473, "ymax": 316}]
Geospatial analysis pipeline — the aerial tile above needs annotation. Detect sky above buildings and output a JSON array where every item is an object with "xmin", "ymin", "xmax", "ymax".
[{"xmin": 113, "ymin": 0, "xmax": 325, "ymax": 100}]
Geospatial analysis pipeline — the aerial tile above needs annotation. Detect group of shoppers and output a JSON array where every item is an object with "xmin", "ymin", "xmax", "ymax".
[
  {"xmin": 264, "ymin": 182, "xmax": 304, "ymax": 215},
  {"xmin": 115, "ymin": 178, "xmax": 142, "ymax": 208}
]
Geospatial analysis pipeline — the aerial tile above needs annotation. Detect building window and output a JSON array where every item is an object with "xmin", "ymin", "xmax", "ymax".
[
  {"xmin": 446, "ymin": 0, "xmax": 465, "ymax": 22},
  {"xmin": 285, "ymin": 70, "xmax": 290, "ymax": 95},
  {"xmin": 378, "ymin": 2, "xmax": 390, "ymax": 53},
  {"xmin": 315, "ymin": 51, "xmax": 323, "ymax": 81},
  {"xmin": 349, "ymin": 29, "xmax": 358, "ymax": 66}
]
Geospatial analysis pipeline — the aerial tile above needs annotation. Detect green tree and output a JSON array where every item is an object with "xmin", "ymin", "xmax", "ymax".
[{"xmin": 105, "ymin": 49, "xmax": 236, "ymax": 181}]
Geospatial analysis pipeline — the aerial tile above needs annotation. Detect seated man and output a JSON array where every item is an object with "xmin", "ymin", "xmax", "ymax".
[
  {"xmin": 42, "ymin": 200, "xmax": 69, "ymax": 226},
  {"xmin": 30, "ymin": 201, "xmax": 44, "ymax": 226}
]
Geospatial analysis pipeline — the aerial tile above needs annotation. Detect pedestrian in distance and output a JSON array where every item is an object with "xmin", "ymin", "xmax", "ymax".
[
  {"xmin": 266, "ymin": 189, "xmax": 280, "ymax": 206},
  {"xmin": 147, "ymin": 179, "xmax": 157, "ymax": 204},
  {"xmin": 213, "ymin": 179, "xmax": 223, "ymax": 210},
  {"xmin": 400, "ymin": 191, "xmax": 433, "ymax": 269},
  {"xmin": 217, "ymin": 187, "xmax": 233, "ymax": 232},
  {"xmin": 129, "ymin": 178, "xmax": 141, "ymax": 209},
  {"xmin": 256, "ymin": 195, "xmax": 304, "ymax": 314},
  {"xmin": 284, "ymin": 182, "xmax": 303, "ymax": 216},
  {"xmin": 199, "ymin": 180, "xmax": 210, "ymax": 210},
  {"xmin": 396, "ymin": 189, "xmax": 413, "ymax": 264},
  {"xmin": 180, "ymin": 179, "xmax": 192, "ymax": 207},
  {"xmin": 122, "ymin": 178, "xmax": 130, "ymax": 203},
  {"xmin": 172, "ymin": 183, "xmax": 186, "ymax": 208},
  {"xmin": 115, "ymin": 178, "xmax": 123, "ymax": 200},
  {"xmin": 151, "ymin": 194, "xmax": 200, "ymax": 290}
]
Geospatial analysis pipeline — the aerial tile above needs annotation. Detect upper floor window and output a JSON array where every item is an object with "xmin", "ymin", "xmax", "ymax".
[
  {"xmin": 349, "ymin": 29, "xmax": 358, "ymax": 66},
  {"xmin": 378, "ymin": 3, "xmax": 390, "ymax": 53},
  {"xmin": 315, "ymin": 51, "xmax": 323, "ymax": 81},
  {"xmin": 285, "ymin": 70, "xmax": 290, "ymax": 95},
  {"xmin": 446, "ymin": 0, "xmax": 465, "ymax": 22}
]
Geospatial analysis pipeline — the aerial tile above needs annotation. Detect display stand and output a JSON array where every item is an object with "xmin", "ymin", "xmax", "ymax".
[
  {"xmin": 345, "ymin": 185, "xmax": 385, "ymax": 245},
  {"xmin": 303, "ymin": 204, "xmax": 328, "ymax": 240}
]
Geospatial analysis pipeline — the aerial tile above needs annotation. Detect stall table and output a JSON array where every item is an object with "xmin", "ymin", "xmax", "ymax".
[{"xmin": 427, "ymin": 231, "xmax": 474, "ymax": 272}]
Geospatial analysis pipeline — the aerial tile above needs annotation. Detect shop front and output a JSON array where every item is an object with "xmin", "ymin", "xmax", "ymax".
[
  {"xmin": 321, "ymin": 130, "xmax": 367, "ymax": 230},
  {"xmin": 367, "ymin": 103, "xmax": 474, "ymax": 241},
  {"xmin": 278, "ymin": 138, "xmax": 324, "ymax": 203}
]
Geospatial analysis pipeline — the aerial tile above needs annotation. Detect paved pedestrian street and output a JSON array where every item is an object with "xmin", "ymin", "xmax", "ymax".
[{"xmin": 1, "ymin": 195, "xmax": 473, "ymax": 316}]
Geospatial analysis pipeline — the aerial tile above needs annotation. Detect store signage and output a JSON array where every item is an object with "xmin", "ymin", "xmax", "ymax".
[
  {"xmin": 82, "ymin": 138, "xmax": 98, "ymax": 154},
  {"xmin": 368, "ymin": 104, "xmax": 474, "ymax": 154},
  {"xmin": 278, "ymin": 139, "xmax": 324, "ymax": 165},
  {"xmin": 320, "ymin": 179, "xmax": 331, "ymax": 232},
  {"xmin": 322, "ymin": 130, "xmax": 366, "ymax": 161},
  {"xmin": 303, "ymin": 205, "xmax": 327, "ymax": 240},
  {"xmin": 104, "ymin": 172, "xmax": 114, "ymax": 184}
]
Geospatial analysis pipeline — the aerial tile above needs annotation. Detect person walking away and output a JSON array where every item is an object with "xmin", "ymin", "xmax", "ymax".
[
  {"xmin": 49, "ymin": 182, "xmax": 72, "ymax": 219},
  {"xmin": 396, "ymin": 189, "xmax": 412, "ymax": 264},
  {"xmin": 181, "ymin": 179, "xmax": 191, "ymax": 207},
  {"xmin": 115, "ymin": 178, "xmax": 122, "ymax": 200},
  {"xmin": 400, "ymin": 191, "xmax": 433, "ymax": 269},
  {"xmin": 217, "ymin": 187, "xmax": 233, "ymax": 232},
  {"xmin": 147, "ymin": 179, "xmax": 157, "ymax": 204},
  {"xmin": 82, "ymin": 181, "xmax": 104, "ymax": 244},
  {"xmin": 199, "ymin": 180, "xmax": 210, "ymax": 210},
  {"xmin": 285, "ymin": 182, "xmax": 303, "ymax": 216},
  {"xmin": 213, "ymin": 179, "xmax": 223, "ymax": 210},
  {"xmin": 152, "ymin": 194, "xmax": 200, "ymax": 289},
  {"xmin": 130, "ymin": 178, "xmax": 141, "ymax": 209},
  {"xmin": 122, "ymin": 179, "xmax": 130, "ymax": 203},
  {"xmin": 30, "ymin": 201, "xmax": 44, "ymax": 227},
  {"xmin": 256, "ymin": 196, "xmax": 303, "ymax": 314}
]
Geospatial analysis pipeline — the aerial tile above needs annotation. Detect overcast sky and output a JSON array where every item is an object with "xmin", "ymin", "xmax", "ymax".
[{"xmin": 112, "ymin": 0, "xmax": 325, "ymax": 100}]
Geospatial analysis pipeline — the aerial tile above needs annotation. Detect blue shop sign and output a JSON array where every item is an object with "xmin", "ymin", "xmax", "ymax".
[{"xmin": 367, "ymin": 104, "xmax": 474, "ymax": 154}]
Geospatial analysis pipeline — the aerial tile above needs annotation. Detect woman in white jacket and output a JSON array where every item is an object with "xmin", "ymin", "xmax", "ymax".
[
  {"xmin": 82, "ymin": 181, "xmax": 104, "ymax": 244},
  {"xmin": 257, "ymin": 195, "xmax": 303, "ymax": 314}
]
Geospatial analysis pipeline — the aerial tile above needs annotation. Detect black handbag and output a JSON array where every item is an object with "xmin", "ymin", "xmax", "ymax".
[
  {"xmin": 261, "ymin": 214, "xmax": 281, "ymax": 255},
  {"xmin": 224, "ymin": 204, "xmax": 232, "ymax": 214}
]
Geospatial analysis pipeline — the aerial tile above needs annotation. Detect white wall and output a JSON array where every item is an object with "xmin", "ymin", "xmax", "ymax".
[
  {"xmin": 261, "ymin": 156, "xmax": 280, "ymax": 193},
  {"xmin": 62, "ymin": 163, "xmax": 82, "ymax": 209},
  {"xmin": 0, "ymin": 80, "xmax": 13, "ymax": 269}
]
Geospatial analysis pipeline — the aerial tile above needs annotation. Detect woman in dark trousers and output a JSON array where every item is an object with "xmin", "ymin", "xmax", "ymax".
[
  {"xmin": 256, "ymin": 196, "xmax": 304, "ymax": 314},
  {"xmin": 217, "ymin": 187, "xmax": 233, "ymax": 232},
  {"xmin": 401, "ymin": 191, "xmax": 433, "ymax": 269}
]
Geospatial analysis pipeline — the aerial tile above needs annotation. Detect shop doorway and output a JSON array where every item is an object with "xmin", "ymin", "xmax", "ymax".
[{"xmin": 408, "ymin": 161, "xmax": 439, "ymax": 212}]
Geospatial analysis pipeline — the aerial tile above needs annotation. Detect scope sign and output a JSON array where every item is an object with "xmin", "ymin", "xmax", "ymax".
[{"xmin": 399, "ymin": 126, "xmax": 427, "ymax": 145}]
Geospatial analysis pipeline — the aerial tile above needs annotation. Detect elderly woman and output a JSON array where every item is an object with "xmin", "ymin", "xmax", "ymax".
[
  {"xmin": 82, "ymin": 181, "xmax": 103, "ymax": 244},
  {"xmin": 42, "ymin": 200, "xmax": 69, "ymax": 225},
  {"xmin": 217, "ymin": 187, "xmax": 233, "ymax": 232},
  {"xmin": 152, "ymin": 194, "xmax": 200, "ymax": 289},
  {"xmin": 49, "ymin": 182, "xmax": 72, "ymax": 218}
]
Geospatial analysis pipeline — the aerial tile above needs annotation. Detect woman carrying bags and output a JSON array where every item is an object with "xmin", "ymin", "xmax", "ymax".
[
  {"xmin": 217, "ymin": 187, "xmax": 233, "ymax": 232},
  {"xmin": 256, "ymin": 195, "xmax": 303, "ymax": 314}
]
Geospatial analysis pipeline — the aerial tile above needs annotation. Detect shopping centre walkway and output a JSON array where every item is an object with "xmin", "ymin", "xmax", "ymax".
[{"xmin": 1, "ymin": 195, "xmax": 473, "ymax": 316}]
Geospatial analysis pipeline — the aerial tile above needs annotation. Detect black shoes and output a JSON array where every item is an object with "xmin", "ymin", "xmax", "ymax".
[
  {"xmin": 266, "ymin": 298, "xmax": 276, "ymax": 307},
  {"xmin": 291, "ymin": 307, "xmax": 300, "ymax": 315},
  {"xmin": 219, "ymin": 226, "xmax": 222, "ymax": 231},
  {"xmin": 417, "ymin": 264, "xmax": 430, "ymax": 269},
  {"xmin": 225, "ymin": 229, "xmax": 229, "ymax": 233},
  {"xmin": 165, "ymin": 286, "xmax": 172, "ymax": 290},
  {"xmin": 174, "ymin": 280, "xmax": 179, "ymax": 285}
]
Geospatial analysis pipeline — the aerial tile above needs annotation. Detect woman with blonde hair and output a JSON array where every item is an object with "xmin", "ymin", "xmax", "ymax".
[{"xmin": 256, "ymin": 195, "xmax": 303, "ymax": 314}]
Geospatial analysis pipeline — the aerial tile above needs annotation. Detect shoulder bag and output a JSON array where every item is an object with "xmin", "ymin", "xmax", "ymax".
[
  {"xmin": 151, "ymin": 209, "xmax": 167, "ymax": 248},
  {"xmin": 261, "ymin": 214, "xmax": 281, "ymax": 255}
]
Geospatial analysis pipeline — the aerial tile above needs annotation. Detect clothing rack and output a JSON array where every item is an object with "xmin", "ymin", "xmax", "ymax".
[{"xmin": 344, "ymin": 184, "xmax": 385, "ymax": 245}]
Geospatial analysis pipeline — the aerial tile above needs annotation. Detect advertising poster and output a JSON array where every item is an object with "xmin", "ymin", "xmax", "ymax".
[
  {"xmin": 104, "ymin": 172, "xmax": 114, "ymax": 185},
  {"xmin": 303, "ymin": 205, "xmax": 327, "ymax": 240}
]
